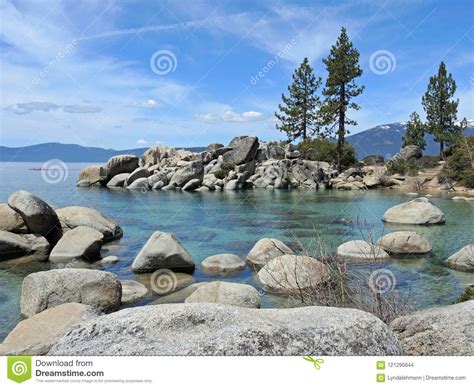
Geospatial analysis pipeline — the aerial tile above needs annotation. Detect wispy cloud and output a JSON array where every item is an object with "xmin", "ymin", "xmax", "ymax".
[{"xmin": 197, "ymin": 110, "xmax": 263, "ymax": 123}]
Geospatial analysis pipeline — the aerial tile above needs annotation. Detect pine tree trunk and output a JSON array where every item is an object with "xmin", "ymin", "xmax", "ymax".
[
  {"xmin": 337, "ymin": 83, "xmax": 346, "ymax": 172},
  {"xmin": 440, "ymin": 141, "xmax": 444, "ymax": 160}
]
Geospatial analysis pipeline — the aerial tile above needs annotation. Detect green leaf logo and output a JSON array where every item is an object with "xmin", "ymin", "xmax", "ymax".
[
  {"xmin": 7, "ymin": 356, "xmax": 32, "ymax": 383},
  {"xmin": 303, "ymin": 356, "xmax": 324, "ymax": 370}
]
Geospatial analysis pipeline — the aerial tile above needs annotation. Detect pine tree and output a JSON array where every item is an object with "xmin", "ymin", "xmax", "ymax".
[
  {"xmin": 321, "ymin": 27, "xmax": 364, "ymax": 172},
  {"xmin": 402, "ymin": 112, "xmax": 426, "ymax": 150},
  {"xmin": 422, "ymin": 62, "xmax": 463, "ymax": 159},
  {"xmin": 275, "ymin": 57, "xmax": 322, "ymax": 141}
]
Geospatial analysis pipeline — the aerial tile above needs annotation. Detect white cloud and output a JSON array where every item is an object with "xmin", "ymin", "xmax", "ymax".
[
  {"xmin": 197, "ymin": 110, "xmax": 263, "ymax": 123},
  {"xmin": 137, "ymin": 139, "xmax": 148, "ymax": 145},
  {"xmin": 131, "ymin": 99, "xmax": 159, "ymax": 109}
]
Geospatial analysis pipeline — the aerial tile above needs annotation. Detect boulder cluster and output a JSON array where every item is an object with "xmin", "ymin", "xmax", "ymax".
[{"xmin": 76, "ymin": 136, "xmax": 374, "ymax": 191}]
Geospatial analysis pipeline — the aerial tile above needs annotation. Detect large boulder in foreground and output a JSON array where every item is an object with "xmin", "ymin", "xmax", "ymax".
[
  {"xmin": 48, "ymin": 303, "xmax": 401, "ymax": 356},
  {"xmin": 390, "ymin": 301, "xmax": 473, "ymax": 356},
  {"xmin": 131, "ymin": 231, "xmax": 195, "ymax": 273},
  {"xmin": 445, "ymin": 244, "xmax": 474, "ymax": 272},
  {"xmin": 0, "ymin": 231, "xmax": 49, "ymax": 262},
  {"xmin": 336, "ymin": 240, "xmax": 389, "ymax": 262},
  {"xmin": 185, "ymin": 281, "xmax": 260, "ymax": 308},
  {"xmin": 247, "ymin": 238, "xmax": 294, "ymax": 268},
  {"xmin": 223, "ymin": 136, "xmax": 259, "ymax": 165},
  {"xmin": 169, "ymin": 161, "xmax": 204, "ymax": 187},
  {"xmin": 377, "ymin": 231, "xmax": 432, "ymax": 254},
  {"xmin": 106, "ymin": 154, "xmax": 139, "ymax": 178},
  {"xmin": 56, "ymin": 206, "xmax": 122, "ymax": 242},
  {"xmin": 21, "ymin": 269, "xmax": 122, "ymax": 318},
  {"xmin": 201, "ymin": 253, "xmax": 246, "ymax": 274},
  {"xmin": 7, "ymin": 190, "xmax": 62, "ymax": 245},
  {"xmin": 382, "ymin": 197, "xmax": 446, "ymax": 225},
  {"xmin": 0, "ymin": 303, "xmax": 101, "ymax": 356},
  {"xmin": 49, "ymin": 226, "xmax": 104, "ymax": 263},
  {"xmin": 0, "ymin": 204, "xmax": 28, "ymax": 233},
  {"xmin": 258, "ymin": 254, "xmax": 329, "ymax": 293}
]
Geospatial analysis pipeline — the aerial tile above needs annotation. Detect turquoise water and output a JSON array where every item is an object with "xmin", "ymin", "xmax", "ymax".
[{"xmin": 0, "ymin": 162, "xmax": 473, "ymax": 340}]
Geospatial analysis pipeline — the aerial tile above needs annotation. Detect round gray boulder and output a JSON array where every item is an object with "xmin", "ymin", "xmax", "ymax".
[
  {"xmin": 382, "ymin": 197, "xmax": 446, "ymax": 225},
  {"xmin": 201, "ymin": 253, "xmax": 246, "ymax": 274},
  {"xmin": 0, "ymin": 204, "xmax": 28, "ymax": 233},
  {"xmin": 185, "ymin": 281, "xmax": 260, "ymax": 308},
  {"xmin": 20, "ymin": 268, "xmax": 122, "ymax": 318},
  {"xmin": 377, "ymin": 231, "xmax": 432, "ymax": 254},
  {"xmin": 120, "ymin": 280, "xmax": 148, "ymax": 304},
  {"xmin": 8, "ymin": 190, "xmax": 62, "ymax": 245},
  {"xmin": 131, "ymin": 231, "xmax": 195, "ymax": 273},
  {"xmin": 337, "ymin": 240, "xmax": 389, "ymax": 262},
  {"xmin": 247, "ymin": 238, "xmax": 294, "ymax": 268},
  {"xmin": 445, "ymin": 244, "xmax": 474, "ymax": 272},
  {"xmin": 106, "ymin": 154, "xmax": 139, "ymax": 178},
  {"xmin": 49, "ymin": 226, "xmax": 104, "ymax": 263},
  {"xmin": 0, "ymin": 231, "xmax": 50, "ymax": 262}
]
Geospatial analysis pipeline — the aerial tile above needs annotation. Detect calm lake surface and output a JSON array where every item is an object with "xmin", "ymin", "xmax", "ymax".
[{"xmin": 0, "ymin": 162, "xmax": 473, "ymax": 340}]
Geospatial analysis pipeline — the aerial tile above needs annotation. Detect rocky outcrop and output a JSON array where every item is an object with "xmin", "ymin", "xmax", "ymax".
[
  {"xmin": 20, "ymin": 269, "xmax": 122, "ymax": 318},
  {"xmin": 445, "ymin": 244, "xmax": 474, "ymax": 272},
  {"xmin": 201, "ymin": 253, "xmax": 246, "ymax": 274},
  {"xmin": 0, "ymin": 303, "xmax": 101, "ymax": 356},
  {"xmin": 106, "ymin": 155, "xmax": 139, "ymax": 178},
  {"xmin": 247, "ymin": 238, "xmax": 294, "ymax": 268},
  {"xmin": 0, "ymin": 203, "xmax": 28, "ymax": 233},
  {"xmin": 8, "ymin": 190, "xmax": 62, "ymax": 245},
  {"xmin": 77, "ymin": 165, "xmax": 107, "ymax": 186},
  {"xmin": 48, "ymin": 303, "xmax": 401, "ymax": 356},
  {"xmin": 223, "ymin": 136, "xmax": 259, "ymax": 165},
  {"xmin": 169, "ymin": 161, "xmax": 204, "ymax": 187},
  {"xmin": 0, "ymin": 231, "xmax": 49, "ymax": 262},
  {"xmin": 377, "ymin": 231, "xmax": 432, "ymax": 254},
  {"xmin": 398, "ymin": 145, "xmax": 422, "ymax": 160},
  {"xmin": 131, "ymin": 231, "xmax": 195, "ymax": 273},
  {"xmin": 49, "ymin": 226, "xmax": 103, "ymax": 263},
  {"xmin": 56, "ymin": 206, "xmax": 122, "ymax": 242},
  {"xmin": 390, "ymin": 301, "xmax": 473, "ymax": 356},
  {"xmin": 382, "ymin": 197, "xmax": 446, "ymax": 225},
  {"xmin": 258, "ymin": 254, "xmax": 329, "ymax": 293},
  {"xmin": 336, "ymin": 240, "xmax": 389, "ymax": 262},
  {"xmin": 362, "ymin": 155, "xmax": 384, "ymax": 165},
  {"xmin": 120, "ymin": 280, "xmax": 148, "ymax": 304},
  {"xmin": 185, "ymin": 281, "xmax": 261, "ymax": 308}
]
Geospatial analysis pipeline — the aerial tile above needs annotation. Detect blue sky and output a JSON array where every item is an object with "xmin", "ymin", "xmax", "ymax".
[{"xmin": 1, "ymin": 0, "xmax": 473, "ymax": 149}]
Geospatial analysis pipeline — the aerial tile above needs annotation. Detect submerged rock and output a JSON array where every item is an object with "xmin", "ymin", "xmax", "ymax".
[
  {"xmin": 336, "ymin": 240, "xmax": 389, "ymax": 262},
  {"xmin": 0, "ymin": 303, "xmax": 101, "ymax": 356},
  {"xmin": 201, "ymin": 253, "xmax": 246, "ymax": 274},
  {"xmin": 445, "ymin": 244, "xmax": 474, "ymax": 272},
  {"xmin": 377, "ymin": 231, "xmax": 432, "ymax": 254},
  {"xmin": 258, "ymin": 254, "xmax": 329, "ymax": 293},
  {"xmin": 390, "ymin": 301, "xmax": 474, "ymax": 356},
  {"xmin": 8, "ymin": 190, "xmax": 62, "ymax": 245},
  {"xmin": 56, "ymin": 206, "xmax": 122, "ymax": 242},
  {"xmin": 185, "ymin": 281, "xmax": 261, "ymax": 308},
  {"xmin": 382, "ymin": 197, "xmax": 446, "ymax": 225},
  {"xmin": 247, "ymin": 238, "xmax": 294, "ymax": 268},
  {"xmin": 49, "ymin": 226, "xmax": 103, "ymax": 263},
  {"xmin": 48, "ymin": 303, "xmax": 401, "ymax": 356},
  {"xmin": 131, "ymin": 231, "xmax": 195, "ymax": 273},
  {"xmin": 0, "ymin": 231, "xmax": 49, "ymax": 262},
  {"xmin": 20, "ymin": 269, "xmax": 122, "ymax": 318}
]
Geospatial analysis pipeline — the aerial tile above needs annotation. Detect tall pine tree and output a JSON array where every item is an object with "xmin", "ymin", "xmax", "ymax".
[
  {"xmin": 422, "ymin": 62, "xmax": 462, "ymax": 159},
  {"xmin": 321, "ymin": 27, "xmax": 363, "ymax": 172},
  {"xmin": 275, "ymin": 57, "xmax": 322, "ymax": 141},
  {"xmin": 402, "ymin": 112, "xmax": 426, "ymax": 150}
]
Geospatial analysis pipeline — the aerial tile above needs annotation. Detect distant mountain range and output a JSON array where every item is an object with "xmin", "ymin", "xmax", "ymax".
[
  {"xmin": 1, "ymin": 121, "xmax": 473, "ymax": 162},
  {"xmin": 347, "ymin": 120, "xmax": 474, "ymax": 158}
]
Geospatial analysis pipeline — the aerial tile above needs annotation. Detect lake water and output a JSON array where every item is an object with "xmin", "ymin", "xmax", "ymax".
[{"xmin": 0, "ymin": 162, "xmax": 473, "ymax": 340}]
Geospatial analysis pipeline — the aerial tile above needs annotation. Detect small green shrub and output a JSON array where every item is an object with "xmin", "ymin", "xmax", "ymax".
[
  {"xmin": 441, "ymin": 136, "xmax": 474, "ymax": 188},
  {"xmin": 297, "ymin": 138, "xmax": 357, "ymax": 169},
  {"xmin": 213, "ymin": 161, "xmax": 235, "ymax": 180}
]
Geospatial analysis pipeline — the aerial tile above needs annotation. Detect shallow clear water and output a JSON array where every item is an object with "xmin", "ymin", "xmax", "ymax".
[{"xmin": 0, "ymin": 162, "xmax": 473, "ymax": 340}]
